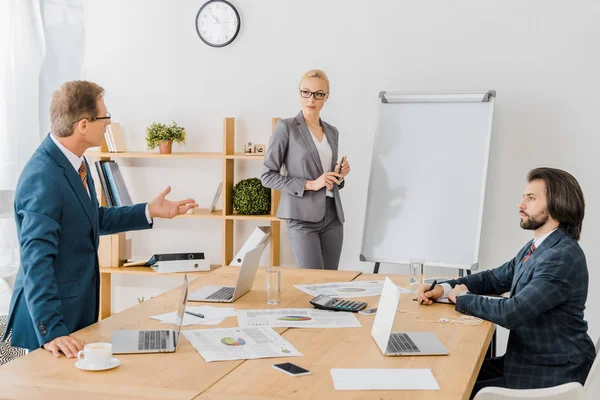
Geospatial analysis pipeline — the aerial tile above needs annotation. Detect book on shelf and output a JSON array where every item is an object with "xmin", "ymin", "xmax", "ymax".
[
  {"xmin": 104, "ymin": 122, "xmax": 127, "ymax": 152},
  {"xmin": 94, "ymin": 160, "xmax": 133, "ymax": 207},
  {"xmin": 209, "ymin": 182, "xmax": 223, "ymax": 212}
]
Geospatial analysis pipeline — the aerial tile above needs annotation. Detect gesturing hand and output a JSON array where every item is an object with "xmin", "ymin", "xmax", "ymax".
[
  {"xmin": 43, "ymin": 335, "xmax": 85, "ymax": 358},
  {"xmin": 148, "ymin": 186, "xmax": 199, "ymax": 219}
]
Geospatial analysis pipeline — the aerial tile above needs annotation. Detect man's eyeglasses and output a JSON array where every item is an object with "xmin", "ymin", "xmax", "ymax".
[
  {"xmin": 299, "ymin": 90, "xmax": 328, "ymax": 100},
  {"xmin": 71, "ymin": 112, "xmax": 111, "ymax": 125}
]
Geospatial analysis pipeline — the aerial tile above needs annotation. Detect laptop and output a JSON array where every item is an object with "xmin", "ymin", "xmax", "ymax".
[
  {"xmin": 187, "ymin": 243, "xmax": 266, "ymax": 303},
  {"xmin": 371, "ymin": 277, "xmax": 449, "ymax": 356},
  {"xmin": 112, "ymin": 275, "xmax": 188, "ymax": 354}
]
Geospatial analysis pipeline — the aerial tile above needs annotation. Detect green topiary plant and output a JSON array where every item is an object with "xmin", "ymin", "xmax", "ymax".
[
  {"xmin": 145, "ymin": 121, "xmax": 187, "ymax": 151},
  {"xmin": 232, "ymin": 178, "xmax": 271, "ymax": 215}
]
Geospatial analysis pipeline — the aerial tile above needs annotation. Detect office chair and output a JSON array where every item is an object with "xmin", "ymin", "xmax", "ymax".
[{"xmin": 474, "ymin": 347, "xmax": 600, "ymax": 400}]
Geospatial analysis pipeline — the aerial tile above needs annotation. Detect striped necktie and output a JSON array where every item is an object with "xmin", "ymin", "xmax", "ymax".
[
  {"xmin": 523, "ymin": 243, "xmax": 536, "ymax": 263},
  {"xmin": 79, "ymin": 161, "xmax": 88, "ymax": 190}
]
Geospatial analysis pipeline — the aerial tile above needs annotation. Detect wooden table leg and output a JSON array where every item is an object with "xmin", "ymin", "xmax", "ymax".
[{"xmin": 99, "ymin": 272, "xmax": 111, "ymax": 320}]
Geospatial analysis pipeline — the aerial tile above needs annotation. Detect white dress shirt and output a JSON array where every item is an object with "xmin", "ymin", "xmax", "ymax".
[
  {"xmin": 440, "ymin": 228, "xmax": 559, "ymax": 298},
  {"xmin": 308, "ymin": 128, "xmax": 334, "ymax": 198},
  {"xmin": 49, "ymin": 133, "xmax": 152, "ymax": 223}
]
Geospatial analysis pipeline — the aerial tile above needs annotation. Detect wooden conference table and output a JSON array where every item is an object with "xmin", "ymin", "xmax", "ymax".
[{"xmin": 0, "ymin": 268, "xmax": 494, "ymax": 399}]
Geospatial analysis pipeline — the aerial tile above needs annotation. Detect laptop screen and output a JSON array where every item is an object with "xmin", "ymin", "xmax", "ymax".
[
  {"xmin": 173, "ymin": 275, "xmax": 189, "ymax": 348},
  {"xmin": 371, "ymin": 277, "xmax": 401, "ymax": 354}
]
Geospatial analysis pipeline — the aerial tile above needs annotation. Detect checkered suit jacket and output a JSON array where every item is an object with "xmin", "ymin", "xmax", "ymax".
[{"xmin": 447, "ymin": 228, "xmax": 595, "ymax": 389}]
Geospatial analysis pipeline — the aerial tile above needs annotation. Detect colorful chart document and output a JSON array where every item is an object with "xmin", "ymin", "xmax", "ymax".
[
  {"xmin": 294, "ymin": 280, "xmax": 409, "ymax": 298},
  {"xmin": 183, "ymin": 327, "xmax": 302, "ymax": 362},
  {"xmin": 237, "ymin": 308, "xmax": 362, "ymax": 329}
]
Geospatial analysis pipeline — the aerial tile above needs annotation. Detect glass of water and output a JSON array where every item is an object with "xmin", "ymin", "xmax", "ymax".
[
  {"xmin": 409, "ymin": 259, "xmax": 425, "ymax": 294},
  {"xmin": 266, "ymin": 266, "xmax": 281, "ymax": 305}
]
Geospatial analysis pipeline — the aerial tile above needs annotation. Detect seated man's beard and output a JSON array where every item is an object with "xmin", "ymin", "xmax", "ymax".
[{"xmin": 520, "ymin": 209, "xmax": 549, "ymax": 230}]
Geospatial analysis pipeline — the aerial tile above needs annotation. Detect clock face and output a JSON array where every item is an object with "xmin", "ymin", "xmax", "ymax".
[{"xmin": 195, "ymin": 0, "xmax": 240, "ymax": 48}]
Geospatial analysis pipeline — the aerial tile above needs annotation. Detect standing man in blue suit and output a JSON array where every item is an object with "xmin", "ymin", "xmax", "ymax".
[
  {"xmin": 2, "ymin": 81, "xmax": 198, "ymax": 357},
  {"xmin": 418, "ymin": 167, "xmax": 595, "ymax": 396}
]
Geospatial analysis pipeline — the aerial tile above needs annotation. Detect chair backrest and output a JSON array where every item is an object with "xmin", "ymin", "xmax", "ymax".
[
  {"xmin": 584, "ymin": 350, "xmax": 600, "ymax": 400},
  {"xmin": 475, "ymin": 382, "xmax": 583, "ymax": 400}
]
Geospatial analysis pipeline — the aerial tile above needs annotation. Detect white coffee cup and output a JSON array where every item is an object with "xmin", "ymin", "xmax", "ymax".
[{"xmin": 77, "ymin": 343, "xmax": 112, "ymax": 367}]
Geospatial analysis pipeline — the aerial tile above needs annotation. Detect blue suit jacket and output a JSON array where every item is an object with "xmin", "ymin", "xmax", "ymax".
[
  {"xmin": 3, "ymin": 134, "xmax": 152, "ymax": 351},
  {"xmin": 447, "ymin": 229, "xmax": 595, "ymax": 389}
]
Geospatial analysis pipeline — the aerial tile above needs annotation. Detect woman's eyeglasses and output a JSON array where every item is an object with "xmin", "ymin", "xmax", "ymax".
[{"xmin": 299, "ymin": 90, "xmax": 328, "ymax": 100}]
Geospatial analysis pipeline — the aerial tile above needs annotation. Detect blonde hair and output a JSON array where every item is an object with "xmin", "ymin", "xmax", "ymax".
[
  {"xmin": 50, "ymin": 80, "xmax": 105, "ymax": 137},
  {"xmin": 299, "ymin": 69, "xmax": 330, "ymax": 91}
]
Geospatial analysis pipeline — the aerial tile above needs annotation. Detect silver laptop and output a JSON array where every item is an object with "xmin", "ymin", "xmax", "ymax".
[
  {"xmin": 187, "ymin": 243, "xmax": 266, "ymax": 303},
  {"xmin": 371, "ymin": 277, "xmax": 449, "ymax": 356},
  {"xmin": 112, "ymin": 275, "xmax": 188, "ymax": 354}
]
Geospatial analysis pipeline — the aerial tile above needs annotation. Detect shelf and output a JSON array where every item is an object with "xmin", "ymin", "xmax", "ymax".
[
  {"xmin": 225, "ymin": 213, "xmax": 280, "ymax": 221},
  {"xmin": 177, "ymin": 208, "xmax": 223, "ymax": 219},
  {"xmin": 100, "ymin": 264, "xmax": 222, "ymax": 275},
  {"xmin": 224, "ymin": 153, "xmax": 265, "ymax": 159},
  {"xmin": 86, "ymin": 151, "xmax": 224, "ymax": 159}
]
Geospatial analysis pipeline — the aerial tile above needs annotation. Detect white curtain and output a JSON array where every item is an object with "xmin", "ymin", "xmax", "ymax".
[{"xmin": 0, "ymin": 0, "xmax": 45, "ymax": 192}]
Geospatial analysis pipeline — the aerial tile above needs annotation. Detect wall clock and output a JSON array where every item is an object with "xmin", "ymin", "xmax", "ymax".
[{"xmin": 195, "ymin": 0, "xmax": 241, "ymax": 48}]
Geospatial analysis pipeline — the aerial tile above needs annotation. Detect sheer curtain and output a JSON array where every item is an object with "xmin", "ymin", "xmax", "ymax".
[{"xmin": 0, "ymin": 0, "xmax": 45, "ymax": 192}]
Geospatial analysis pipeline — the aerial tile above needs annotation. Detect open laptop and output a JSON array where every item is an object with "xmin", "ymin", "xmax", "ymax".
[
  {"xmin": 187, "ymin": 243, "xmax": 266, "ymax": 303},
  {"xmin": 112, "ymin": 275, "xmax": 188, "ymax": 354},
  {"xmin": 371, "ymin": 277, "xmax": 449, "ymax": 356}
]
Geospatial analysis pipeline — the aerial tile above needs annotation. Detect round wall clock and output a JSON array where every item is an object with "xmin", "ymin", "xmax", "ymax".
[{"xmin": 195, "ymin": 0, "xmax": 241, "ymax": 48}]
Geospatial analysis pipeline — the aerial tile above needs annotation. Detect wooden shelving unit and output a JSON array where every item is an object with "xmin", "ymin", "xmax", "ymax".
[{"xmin": 88, "ymin": 117, "xmax": 282, "ymax": 319}]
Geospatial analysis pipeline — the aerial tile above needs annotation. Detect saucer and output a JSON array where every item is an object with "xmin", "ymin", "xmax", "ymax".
[{"xmin": 75, "ymin": 357, "xmax": 121, "ymax": 371}]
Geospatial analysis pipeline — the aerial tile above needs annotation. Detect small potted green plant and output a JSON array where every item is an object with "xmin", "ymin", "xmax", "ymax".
[
  {"xmin": 232, "ymin": 178, "xmax": 271, "ymax": 215},
  {"xmin": 145, "ymin": 121, "xmax": 187, "ymax": 154}
]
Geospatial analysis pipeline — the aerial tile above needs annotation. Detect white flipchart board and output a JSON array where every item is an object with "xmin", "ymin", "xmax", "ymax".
[{"xmin": 360, "ymin": 91, "xmax": 495, "ymax": 270}]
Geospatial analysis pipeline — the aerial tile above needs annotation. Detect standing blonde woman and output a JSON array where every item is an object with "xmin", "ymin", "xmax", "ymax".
[{"xmin": 261, "ymin": 70, "xmax": 350, "ymax": 270}]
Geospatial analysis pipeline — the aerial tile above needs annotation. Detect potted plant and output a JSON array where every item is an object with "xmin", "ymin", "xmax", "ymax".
[
  {"xmin": 145, "ymin": 121, "xmax": 187, "ymax": 154},
  {"xmin": 232, "ymin": 178, "xmax": 271, "ymax": 215}
]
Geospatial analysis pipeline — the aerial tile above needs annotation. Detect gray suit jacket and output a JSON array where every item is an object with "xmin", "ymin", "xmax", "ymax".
[
  {"xmin": 447, "ymin": 229, "xmax": 595, "ymax": 389},
  {"xmin": 261, "ymin": 112, "xmax": 345, "ymax": 223}
]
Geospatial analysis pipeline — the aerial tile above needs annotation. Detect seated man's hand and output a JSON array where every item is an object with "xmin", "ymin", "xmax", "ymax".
[
  {"xmin": 448, "ymin": 284, "xmax": 469, "ymax": 304},
  {"xmin": 43, "ymin": 335, "xmax": 85, "ymax": 358},
  {"xmin": 417, "ymin": 284, "xmax": 444, "ymax": 305}
]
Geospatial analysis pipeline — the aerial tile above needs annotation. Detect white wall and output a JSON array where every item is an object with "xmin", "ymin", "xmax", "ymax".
[{"xmin": 83, "ymin": 0, "xmax": 600, "ymax": 345}]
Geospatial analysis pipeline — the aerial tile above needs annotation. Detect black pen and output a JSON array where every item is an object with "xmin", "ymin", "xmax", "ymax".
[
  {"xmin": 185, "ymin": 310, "xmax": 204, "ymax": 318},
  {"xmin": 420, "ymin": 280, "xmax": 438, "ymax": 305}
]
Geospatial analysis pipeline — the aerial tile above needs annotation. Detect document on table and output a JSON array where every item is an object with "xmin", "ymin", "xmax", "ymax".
[
  {"xmin": 183, "ymin": 327, "xmax": 303, "ymax": 362},
  {"xmin": 150, "ymin": 306, "xmax": 236, "ymax": 326},
  {"xmin": 237, "ymin": 308, "xmax": 361, "ymax": 329},
  {"xmin": 294, "ymin": 280, "xmax": 410, "ymax": 298},
  {"xmin": 330, "ymin": 369, "xmax": 440, "ymax": 391}
]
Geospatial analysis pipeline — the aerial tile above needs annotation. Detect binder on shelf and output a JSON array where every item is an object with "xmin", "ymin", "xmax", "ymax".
[
  {"xmin": 103, "ymin": 161, "xmax": 133, "ymax": 206},
  {"xmin": 151, "ymin": 259, "xmax": 211, "ymax": 273},
  {"xmin": 229, "ymin": 227, "xmax": 270, "ymax": 266},
  {"xmin": 124, "ymin": 252, "xmax": 205, "ymax": 267},
  {"xmin": 94, "ymin": 161, "xmax": 114, "ymax": 207}
]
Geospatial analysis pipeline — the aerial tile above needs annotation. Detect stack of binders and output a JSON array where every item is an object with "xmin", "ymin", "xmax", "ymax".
[{"xmin": 94, "ymin": 160, "xmax": 133, "ymax": 207}]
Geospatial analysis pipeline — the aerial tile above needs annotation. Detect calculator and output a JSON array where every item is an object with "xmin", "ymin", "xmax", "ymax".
[{"xmin": 309, "ymin": 295, "xmax": 368, "ymax": 312}]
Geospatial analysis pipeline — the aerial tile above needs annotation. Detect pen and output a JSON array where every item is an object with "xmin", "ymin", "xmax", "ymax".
[
  {"xmin": 420, "ymin": 280, "xmax": 437, "ymax": 305},
  {"xmin": 185, "ymin": 310, "xmax": 204, "ymax": 318}
]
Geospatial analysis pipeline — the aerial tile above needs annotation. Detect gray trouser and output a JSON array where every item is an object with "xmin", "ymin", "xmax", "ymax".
[{"xmin": 286, "ymin": 197, "xmax": 343, "ymax": 270}]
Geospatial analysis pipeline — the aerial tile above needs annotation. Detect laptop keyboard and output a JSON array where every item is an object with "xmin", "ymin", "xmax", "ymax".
[
  {"xmin": 138, "ymin": 330, "xmax": 171, "ymax": 351},
  {"xmin": 387, "ymin": 333, "xmax": 420, "ymax": 353},
  {"xmin": 207, "ymin": 287, "xmax": 235, "ymax": 301}
]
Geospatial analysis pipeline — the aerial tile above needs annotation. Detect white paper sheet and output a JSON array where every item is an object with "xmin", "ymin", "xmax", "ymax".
[
  {"xmin": 236, "ymin": 308, "xmax": 361, "ymax": 329},
  {"xmin": 150, "ymin": 306, "xmax": 236, "ymax": 326},
  {"xmin": 183, "ymin": 327, "xmax": 302, "ymax": 362},
  {"xmin": 294, "ymin": 281, "xmax": 410, "ymax": 298},
  {"xmin": 330, "ymin": 369, "xmax": 440, "ymax": 391}
]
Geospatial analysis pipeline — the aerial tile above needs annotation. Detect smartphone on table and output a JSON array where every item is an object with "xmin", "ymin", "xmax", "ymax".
[{"xmin": 272, "ymin": 362, "xmax": 311, "ymax": 377}]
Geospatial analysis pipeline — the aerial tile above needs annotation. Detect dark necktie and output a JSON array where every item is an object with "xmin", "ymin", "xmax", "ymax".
[{"xmin": 523, "ymin": 243, "xmax": 536, "ymax": 263}]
